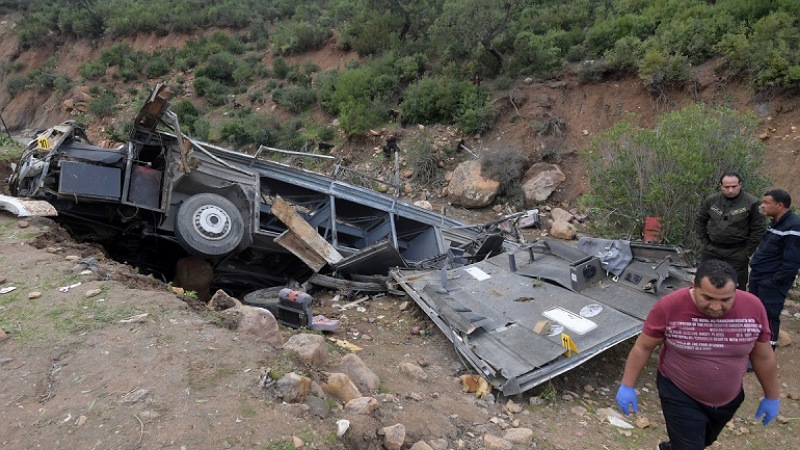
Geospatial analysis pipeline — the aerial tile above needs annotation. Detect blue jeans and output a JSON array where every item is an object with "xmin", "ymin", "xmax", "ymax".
[{"xmin": 658, "ymin": 372, "xmax": 744, "ymax": 450}]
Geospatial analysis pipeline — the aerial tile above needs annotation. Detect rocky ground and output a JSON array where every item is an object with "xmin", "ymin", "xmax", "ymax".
[{"xmin": 2, "ymin": 211, "xmax": 800, "ymax": 450}]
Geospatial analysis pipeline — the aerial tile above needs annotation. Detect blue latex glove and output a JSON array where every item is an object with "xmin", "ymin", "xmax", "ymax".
[
  {"xmin": 616, "ymin": 384, "xmax": 638, "ymax": 415},
  {"xmin": 755, "ymin": 397, "xmax": 780, "ymax": 425}
]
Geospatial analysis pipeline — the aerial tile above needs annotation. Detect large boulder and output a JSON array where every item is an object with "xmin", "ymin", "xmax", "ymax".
[
  {"xmin": 446, "ymin": 160, "xmax": 500, "ymax": 208},
  {"xmin": 521, "ymin": 163, "xmax": 566, "ymax": 205}
]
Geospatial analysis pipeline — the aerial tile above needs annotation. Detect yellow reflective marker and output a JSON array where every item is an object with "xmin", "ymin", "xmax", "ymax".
[
  {"xmin": 36, "ymin": 137, "xmax": 51, "ymax": 150},
  {"xmin": 561, "ymin": 333, "xmax": 579, "ymax": 357}
]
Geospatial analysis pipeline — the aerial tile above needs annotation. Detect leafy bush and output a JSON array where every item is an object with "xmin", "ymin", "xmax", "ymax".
[
  {"xmin": 144, "ymin": 55, "xmax": 170, "ymax": 79},
  {"xmin": 393, "ymin": 54, "xmax": 427, "ymax": 82},
  {"xmin": 80, "ymin": 61, "xmax": 107, "ymax": 80},
  {"xmin": 271, "ymin": 20, "xmax": 331, "ymax": 55},
  {"xmin": 580, "ymin": 104, "xmax": 770, "ymax": 250},
  {"xmin": 88, "ymin": 90, "xmax": 118, "ymax": 117},
  {"xmin": 400, "ymin": 77, "xmax": 489, "ymax": 128},
  {"xmin": 717, "ymin": 11, "xmax": 800, "ymax": 90},
  {"xmin": 6, "ymin": 75, "xmax": 27, "ymax": 97},
  {"xmin": 271, "ymin": 86, "xmax": 317, "ymax": 113},
  {"xmin": 220, "ymin": 113, "xmax": 277, "ymax": 148},
  {"xmin": 171, "ymin": 99, "xmax": 201, "ymax": 133},
  {"xmin": 637, "ymin": 48, "xmax": 691, "ymax": 96},
  {"xmin": 509, "ymin": 31, "xmax": 563, "ymax": 77},
  {"xmin": 604, "ymin": 36, "xmax": 644, "ymax": 72},
  {"xmin": 196, "ymin": 52, "xmax": 239, "ymax": 84},
  {"xmin": 272, "ymin": 57, "xmax": 290, "ymax": 79},
  {"xmin": 339, "ymin": 100, "xmax": 387, "ymax": 136}
]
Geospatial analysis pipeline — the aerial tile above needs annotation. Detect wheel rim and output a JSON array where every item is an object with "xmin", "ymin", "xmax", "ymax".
[{"xmin": 191, "ymin": 204, "xmax": 232, "ymax": 240}]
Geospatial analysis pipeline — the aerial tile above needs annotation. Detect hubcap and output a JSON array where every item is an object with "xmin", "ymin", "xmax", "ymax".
[{"xmin": 192, "ymin": 205, "xmax": 231, "ymax": 240}]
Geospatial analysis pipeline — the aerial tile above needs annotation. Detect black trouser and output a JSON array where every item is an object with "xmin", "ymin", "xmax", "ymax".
[
  {"xmin": 748, "ymin": 275, "xmax": 790, "ymax": 345},
  {"xmin": 701, "ymin": 245, "xmax": 749, "ymax": 289},
  {"xmin": 658, "ymin": 372, "xmax": 744, "ymax": 450}
]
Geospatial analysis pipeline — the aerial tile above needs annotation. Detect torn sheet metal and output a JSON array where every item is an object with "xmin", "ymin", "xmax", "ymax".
[{"xmin": 392, "ymin": 239, "xmax": 691, "ymax": 395}]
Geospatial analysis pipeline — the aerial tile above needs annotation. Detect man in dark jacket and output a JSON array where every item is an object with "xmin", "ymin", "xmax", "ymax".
[
  {"xmin": 694, "ymin": 172, "xmax": 764, "ymax": 288},
  {"xmin": 749, "ymin": 189, "xmax": 800, "ymax": 348}
]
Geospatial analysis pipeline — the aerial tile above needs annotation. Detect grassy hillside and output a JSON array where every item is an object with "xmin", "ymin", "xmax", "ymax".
[{"xmin": 1, "ymin": 0, "xmax": 799, "ymax": 149}]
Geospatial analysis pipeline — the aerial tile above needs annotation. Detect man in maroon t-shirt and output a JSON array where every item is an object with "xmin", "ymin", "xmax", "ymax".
[{"xmin": 615, "ymin": 259, "xmax": 780, "ymax": 450}]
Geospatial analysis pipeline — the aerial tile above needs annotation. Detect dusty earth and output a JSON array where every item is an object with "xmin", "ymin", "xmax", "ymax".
[{"xmin": 1, "ymin": 211, "xmax": 800, "ymax": 450}]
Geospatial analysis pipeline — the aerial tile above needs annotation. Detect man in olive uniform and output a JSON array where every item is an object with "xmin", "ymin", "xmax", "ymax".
[{"xmin": 694, "ymin": 172, "xmax": 764, "ymax": 289}]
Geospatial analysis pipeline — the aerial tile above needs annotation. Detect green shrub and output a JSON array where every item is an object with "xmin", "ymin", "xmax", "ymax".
[
  {"xmin": 271, "ymin": 86, "xmax": 317, "ymax": 113},
  {"xmin": 509, "ymin": 31, "xmax": 563, "ymax": 77},
  {"xmin": 604, "ymin": 36, "xmax": 644, "ymax": 72},
  {"xmin": 144, "ymin": 55, "xmax": 170, "ymax": 79},
  {"xmin": 80, "ymin": 60, "xmax": 107, "ymax": 80},
  {"xmin": 196, "ymin": 52, "xmax": 239, "ymax": 84},
  {"xmin": 339, "ymin": 100, "xmax": 386, "ymax": 137},
  {"xmin": 192, "ymin": 118, "xmax": 211, "ymax": 141},
  {"xmin": 88, "ymin": 90, "xmax": 118, "ymax": 117},
  {"xmin": 579, "ymin": 104, "xmax": 770, "ymax": 250},
  {"xmin": 193, "ymin": 77, "xmax": 212, "ymax": 97},
  {"xmin": 637, "ymin": 47, "xmax": 691, "ymax": 96},
  {"xmin": 171, "ymin": 99, "xmax": 201, "ymax": 132},
  {"xmin": 272, "ymin": 20, "xmax": 331, "ymax": 55},
  {"xmin": 401, "ymin": 77, "xmax": 489, "ymax": 127},
  {"xmin": 7, "ymin": 75, "xmax": 28, "ymax": 97},
  {"xmin": 272, "ymin": 56, "xmax": 290, "ymax": 79},
  {"xmin": 456, "ymin": 104, "xmax": 495, "ymax": 135}
]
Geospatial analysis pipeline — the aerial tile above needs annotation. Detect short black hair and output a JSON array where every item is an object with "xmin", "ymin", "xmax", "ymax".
[
  {"xmin": 719, "ymin": 172, "xmax": 742, "ymax": 184},
  {"xmin": 694, "ymin": 259, "xmax": 737, "ymax": 288},
  {"xmin": 765, "ymin": 189, "xmax": 792, "ymax": 209}
]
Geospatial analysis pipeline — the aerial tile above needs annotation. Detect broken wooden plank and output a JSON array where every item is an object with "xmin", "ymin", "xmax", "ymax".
[
  {"xmin": 275, "ymin": 230, "xmax": 329, "ymax": 272},
  {"xmin": 271, "ymin": 196, "xmax": 343, "ymax": 268}
]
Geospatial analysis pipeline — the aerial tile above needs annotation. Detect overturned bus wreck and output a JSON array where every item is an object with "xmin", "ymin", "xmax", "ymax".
[{"xmin": 3, "ymin": 84, "xmax": 693, "ymax": 395}]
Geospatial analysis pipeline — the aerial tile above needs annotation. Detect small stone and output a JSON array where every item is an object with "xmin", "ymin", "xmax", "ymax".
[
  {"xmin": 571, "ymin": 406, "xmax": 587, "ymax": 416},
  {"xmin": 635, "ymin": 416, "xmax": 651, "ymax": 428},
  {"xmin": 28, "ymin": 291, "xmax": 42, "ymax": 299},
  {"xmin": 46, "ymin": 247, "xmax": 58, "ymax": 253},
  {"xmin": 17, "ymin": 220, "xmax": 30, "ymax": 228},
  {"xmin": 583, "ymin": 384, "xmax": 595, "ymax": 393},
  {"xmin": 336, "ymin": 419, "xmax": 350, "ymax": 437},
  {"xmin": 76, "ymin": 415, "xmax": 87, "ymax": 427},
  {"xmin": 65, "ymin": 255, "xmax": 81, "ymax": 261},
  {"xmin": 786, "ymin": 392, "xmax": 799, "ymax": 400},
  {"xmin": 504, "ymin": 400, "xmax": 523, "ymax": 414},
  {"xmin": 85, "ymin": 289, "xmax": 102, "ymax": 298}
]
